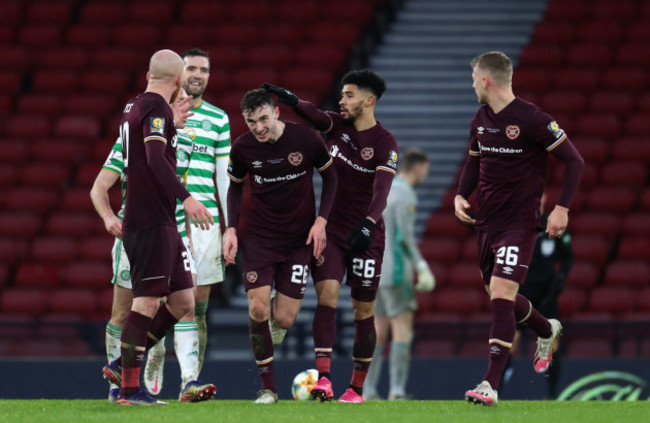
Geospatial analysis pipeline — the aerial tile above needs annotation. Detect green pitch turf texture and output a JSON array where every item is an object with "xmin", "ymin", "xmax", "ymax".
[{"xmin": 1, "ymin": 400, "xmax": 648, "ymax": 423}]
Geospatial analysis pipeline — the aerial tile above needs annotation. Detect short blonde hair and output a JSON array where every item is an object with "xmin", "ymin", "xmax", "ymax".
[{"xmin": 471, "ymin": 51, "xmax": 513, "ymax": 87}]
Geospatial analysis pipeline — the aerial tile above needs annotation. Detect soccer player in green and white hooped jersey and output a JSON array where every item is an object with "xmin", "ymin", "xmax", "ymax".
[
  {"xmin": 91, "ymin": 90, "xmax": 216, "ymax": 402},
  {"xmin": 177, "ymin": 48, "xmax": 231, "ymax": 373}
]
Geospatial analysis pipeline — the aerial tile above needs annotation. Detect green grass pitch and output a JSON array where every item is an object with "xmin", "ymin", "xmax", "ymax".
[{"xmin": 1, "ymin": 400, "xmax": 648, "ymax": 423}]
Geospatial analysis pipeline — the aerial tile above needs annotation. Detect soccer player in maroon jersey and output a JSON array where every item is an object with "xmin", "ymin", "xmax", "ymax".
[
  {"xmin": 263, "ymin": 69, "xmax": 399, "ymax": 403},
  {"xmin": 223, "ymin": 89, "xmax": 336, "ymax": 404},
  {"xmin": 455, "ymin": 51, "xmax": 584, "ymax": 406},
  {"xmin": 101, "ymin": 49, "xmax": 213, "ymax": 406}
]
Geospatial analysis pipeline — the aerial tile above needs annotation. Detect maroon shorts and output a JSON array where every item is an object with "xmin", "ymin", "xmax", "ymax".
[
  {"xmin": 311, "ymin": 227, "xmax": 386, "ymax": 302},
  {"xmin": 476, "ymin": 228, "xmax": 537, "ymax": 285},
  {"xmin": 241, "ymin": 239, "xmax": 312, "ymax": 300},
  {"xmin": 123, "ymin": 225, "xmax": 193, "ymax": 298}
]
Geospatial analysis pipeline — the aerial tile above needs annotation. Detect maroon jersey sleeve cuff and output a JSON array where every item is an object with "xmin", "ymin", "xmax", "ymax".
[
  {"xmin": 457, "ymin": 154, "xmax": 480, "ymax": 198},
  {"xmin": 549, "ymin": 138, "xmax": 584, "ymax": 209},
  {"xmin": 144, "ymin": 140, "xmax": 191, "ymax": 202},
  {"xmin": 317, "ymin": 164, "xmax": 337, "ymax": 220},
  {"xmin": 294, "ymin": 100, "xmax": 333, "ymax": 133},
  {"xmin": 366, "ymin": 169, "xmax": 395, "ymax": 222},
  {"xmin": 227, "ymin": 180, "xmax": 243, "ymax": 230}
]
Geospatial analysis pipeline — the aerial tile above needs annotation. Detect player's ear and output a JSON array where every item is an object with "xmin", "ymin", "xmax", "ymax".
[
  {"xmin": 365, "ymin": 95, "xmax": 377, "ymax": 108},
  {"xmin": 146, "ymin": 71, "xmax": 150, "ymax": 82},
  {"xmin": 274, "ymin": 105, "xmax": 280, "ymax": 118}
]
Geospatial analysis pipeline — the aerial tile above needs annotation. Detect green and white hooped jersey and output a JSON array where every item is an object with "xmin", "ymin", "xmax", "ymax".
[
  {"xmin": 102, "ymin": 137, "xmax": 127, "ymax": 220},
  {"xmin": 182, "ymin": 100, "xmax": 231, "ymax": 224},
  {"xmin": 175, "ymin": 132, "xmax": 193, "ymax": 238}
]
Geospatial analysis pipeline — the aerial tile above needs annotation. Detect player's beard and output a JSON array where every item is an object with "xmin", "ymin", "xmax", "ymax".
[
  {"xmin": 183, "ymin": 81, "xmax": 206, "ymax": 99},
  {"xmin": 342, "ymin": 103, "xmax": 364, "ymax": 124}
]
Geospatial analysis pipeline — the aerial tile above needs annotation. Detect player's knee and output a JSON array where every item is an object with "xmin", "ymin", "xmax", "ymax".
[
  {"xmin": 110, "ymin": 308, "xmax": 130, "ymax": 327},
  {"xmin": 249, "ymin": 301, "xmax": 269, "ymax": 322}
]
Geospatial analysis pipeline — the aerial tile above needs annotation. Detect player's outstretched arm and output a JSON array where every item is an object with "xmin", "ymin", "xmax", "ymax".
[
  {"xmin": 262, "ymin": 82, "xmax": 332, "ymax": 133},
  {"xmin": 183, "ymin": 196, "xmax": 214, "ymax": 230},
  {"xmin": 90, "ymin": 169, "xmax": 123, "ymax": 238}
]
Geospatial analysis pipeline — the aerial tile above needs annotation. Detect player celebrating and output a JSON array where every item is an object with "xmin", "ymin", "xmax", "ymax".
[
  {"xmin": 263, "ymin": 69, "xmax": 399, "ymax": 403},
  {"xmin": 223, "ymin": 89, "xmax": 337, "ymax": 404},
  {"xmin": 363, "ymin": 148, "xmax": 435, "ymax": 401},
  {"xmin": 455, "ymin": 51, "xmax": 584, "ymax": 406},
  {"xmin": 101, "ymin": 49, "xmax": 213, "ymax": 406}
]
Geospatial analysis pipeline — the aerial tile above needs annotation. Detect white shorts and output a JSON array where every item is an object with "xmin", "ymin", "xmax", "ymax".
[
  {"xmin": 111, "ymin": 237, "xmax": 132, "ymax": 289},
  {"xmin": 190, "ymin": 224, "xmax": 224, "ymax": 285},
  {"xmin": 182, "ymin": 236, "xmax": 197, "ymax": 276}
]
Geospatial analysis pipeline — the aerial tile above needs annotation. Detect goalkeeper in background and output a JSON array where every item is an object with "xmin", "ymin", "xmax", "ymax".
[{"xmin": 363, "ymin": 148, "xmax": 435, "ymax": 401}]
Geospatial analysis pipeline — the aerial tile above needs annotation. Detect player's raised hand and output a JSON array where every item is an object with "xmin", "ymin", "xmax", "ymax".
[
  {"xmin": 183, "ymin": 196, "xmax": 214, "ymax": 230},
  {"xmin": 223, "ymin": 227, "xmax": 238, "ymax": 265},
  {"xmin": 347, "ymin": 218, "xmax": 376, "ymax": 254},
  {"xmin": 307, "ymin": 216, "xmax": 327, "ymax": 258},
  {"xmin": 172, "ymin": 93, "xmax": 194, "ymax": 128},
  {"xmin": 547, "ymin": 205, "xmax": 569, "ymax": 238},
  {"xmin": 104, "ymin": 215, "xmax": 123, "ymax": 238},
  {"xmin": 454, "ymin": 195, "xmax": 476, "ymax": 225},
  {"xmin": 261, "ymin": 82, "xmax": 299, "ymax": 107}
]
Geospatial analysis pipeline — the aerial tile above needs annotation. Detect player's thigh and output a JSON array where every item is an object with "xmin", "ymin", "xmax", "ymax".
[
  {"xmin": 390, "ymin": 310, "xmax": 414, "ymax": 343},
  {"xmin": 275, "ymin": 245, "xmax": 312, "ymax": 300},
  {"xmin": 191, "ymin": 224, "xmax": 224, "ymax": 286},
  {"xmin": 273, "ymin": 292, "xmax": 303, "ymax": 327},
  {"xmin": 123, "ymin": 226, "xmax": 177, "ymax": 298},
  {"xmin": 311, "ymin": 240, "xmax": 346, "ymax": 284},
  {"xmin": 490, "ymin": 229, "xmax": 537, "ymax": 285},
  {"xmin": 346, "ymin": 231, "xmax": 385, "ymax": 303}
]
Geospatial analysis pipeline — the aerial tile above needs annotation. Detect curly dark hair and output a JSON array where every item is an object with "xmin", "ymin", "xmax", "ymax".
[
  {"xmin": 341, "ymin": 69, "xmax": 387, "ymax": 100},
  {"xmin": 240, "ymin": 88, "xmax": 275, "ymax": 113}
]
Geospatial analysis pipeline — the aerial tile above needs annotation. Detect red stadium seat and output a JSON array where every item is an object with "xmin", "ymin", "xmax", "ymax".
[
  {"xmin": 213, "ymin": 24, "xmax": 258, "ymax": 46},
  {"xmin": 5, "ymin": 114, "xmax": 51, "ymax": 138},
  {"xmin": 543, "ymin": 185, "xmax": 586, "ymax": 213},
  {"xmin": 14, "ymin": 263, "xmax": 60, "ymax": 288},
  {"xmin": 0, "ymin": 212, "xmax": 42, "ymax": 239},
  {"xmin": 226, "ymin": 1, "xmax": 272, "ymax": 22},
  {"xmin": 54, "ymin": 115, "xmax": 101, "ymax": 139},
  {"xmin": 32, "ymin": 71, "xmax": 76, "ymax": 94},
  {"xmin": 512, "ymin": 69, "xmax": 551, "ymax": 91},
  {"xmin": 112, "ymin": 24, "xmax": 162, "ymax": 47},
  {"xmin": 612, "ymin": 137, "xmax": 650, "ymax": 164},
  {"xmin": 47, "ymin": 289, "xmax": 97, "ymax": 317},
  {"xmin": 585, "ymin": 187, "xmax": 638, "ymax": 214},
  {"xmin": 233, "ymin": 68, "xmax": 279, "ymax": 91},
  {"xmin": 574, "ymin": 114, "xmax": 620, "ymax": 138},
  {"xmin": 617, "ymin": 237, "xmax": 650, "ymax": 261},
  {"xmin": 321, "ymin": 0, "xmax": 375, "ymax": 24},
  {"xmin": 61, "ymin": 262, "xmax": 112, "ymax": 290},
  {"xmin": 622, "ymin": 213, "xmax": 650, "ymax": 236},
  {"xmin": 179, "ymin": 1, "xmax": 224, "ymax": 23},
  {"xmin": 0, "ymin": 46, "xmax": 31, "ymax": 72},
  {"xmin": 577, "ymin": 21, "xmax": 623, "ymax": 44},
  {"xmin": 424, "ymin": 212, "xmax": 473, "ymax": 238},
  {"xmin": 79, "ymin": 236, "xmax": 114, "ymax": 261},
  {"xmin": 295, "ymin": 43, "xmax": 348, "ymax": 73},
  {"xmin": 413, "ymin": 338, "xmax": 457, "ymax": 358},
  {"xmin": 89, "ymin": 47, "xmax": 144, "ymax": 72},
  {"xmin": 569, "ymin": 137, "xmax": 609, "ymax": 164},
  {"xmin": 557, "ymin": 287, "xmax": 587, "ymax": 318},
  {"xmin": 16, "ymin": 94, "xmax": 60, "ymax": 116},
  {"xmin": 76, "ymin": 162, "xmax": 104, "ymax": 187},
  {"xmin": 17, "ymin": 25, "xmax": 62, "ymax": 48},
  {"xmin": 4, "ymin": 188, "xmax": 58, "ymax": 214},
  {"xmin": 79, "ymin": 2, "xmax": 124, "ymax": 24},
  {"xmin": 544, "ymin": 0, "xmax": 586, "ymax": 21},
  {"xmin": 539, "ymin": 92, "xmax": 586, "ymax": 115},
  {"xmin": 553, "ymin": 161, "xmax": 597, "ymax": 188},
  {"xmin": 165, "ymin": 24, "xmax": 214, "ymax": 48},
  {"xmin": 604, "ymin": 261, "xmax": 649, "ymax": 288},
  {"xmin": 626, "ymin": 21, "xmax": 650, "ymax": 42},
  {"xmin": 588, "ymin": 92, "xmax": 635, "ymax": 115},
  {"xmin": 0, "ymin": 238, "xmax": 29, "ymax": 266},
  {"xmin": 30, "ymin": 237, "xmax": 77, "ymax": 263},
  {"xmin": 45, "ymin": 213, "xmax": 96, "ymax": 238},
  {"xmin": 552, "ymin": 69, "xmax": 599, "ymax": 92},
  {"xmin": 19, "ymin": 162, "xmax": 70, "ymax": 188},
  {"xmin": 566, "ymin": 44, "xmax": 612, "ymax": 68},
  {"xmin": 591, "ymin": 0, "xmax": 638, "ymax": 21},
  {"xmin": 275, "ymin": 1, "xmax": 320, "ymax": 23},
  {"xmin": 0, "ymin": 71, "xmax": 22, "ymax": 95},
  {"xmin": 589, "ymin": 286, "xmax": 635, "ymax": 315},
  {"xmin": 567, "ymin": 338, "xmax": 613, "ymax": 358},
  {"xmin": 0, "ymin": 163, "xmax": 17, "ymax": 188},
  {"xmin": 570, "ymin": 212, "xmax": 621, "ymax": 238},
  {"xmin": 460, "ymin": 237, "xmax": 479, "ymax": 261},
  {"xmin": 26, "ymin": 1, "xmax": 72, "ymax": 24},
  {"xmin": 601, "ymin": 161, "xmax": 647, "ymax": 186},
  {"xmin": 519, "ymin": 45, "xmax": 564, "ymax": 68},
  {"xmin": 0, "ymin": 2, "xmax": 23, "ymax": 24},
  {"xmin": 64, "ymin": 95, "xmax": 117, "ymax": 119},
  {"xmin": 637, "ymin": 288, "xmax": 650, "ymax": 312},
  {"xmin": 419, "ymin": 238, "xmax": 461, "ymax": 262},
  {"xmin": 277, "ymin": 68, "xmax": 335, "ymax": 99},
  {"xmin": 0, "ymin": 288, "xmax": 47, "ymax": 317},
  {"xmin": 434, "ymin": 288, "xmax": 485, "ymax": 314},
  {"xmin": 570, "ymin": 235, "xmax": 612, "ymax": 262},
  {"xmin": 623, "ymin": 113, "xmax": 647, "ymax": 136},
  {"xmin": 615, "ymin": 44, "xmax": 650, "ymax": 67},
  {"xmin": 258, "ymin": 23, "xmax": 308, "ymax": 47},
  {"xmin": 60, "ymin": 188, "xmax": 95, "ymax": 213},
  {"xmin": 0, "ymin": 26, "xmax": 13, "ymax": 45},
  {"xmin": 66, "ymin": 24, "xmax": 110, "ymax": 47},
  {"xmin": 600, "ymin": 68, "xmax": 646, "ymax": 91},
  {"xmin": 530, "ymin": 21, "xmax": 574, "ymax": 44},
  {"xmin": 82, "ymin": 71, "xmax": 130, "ymax": 94},
  {"xmin": 639, "ymin": 188, "xmax": 650, "ymax": 212},
  {"xmin": 204, "ymin": 45, "xmax": 244, "ymax": 70},
  {"xmin": 565, "ymin": 261, "xmax": 600, "ymax": 289},
  {"xmin": 310, "ymin": 22, "xmax": 361, "ymax": 46},
  {"xmin": 127, "ymin": 1, "xmax": 173, "ymax": 23},
  {"xmin": 245, "ymin": 44, "xmax": 293, "ymax": 69},
  {"xmin": 448, "ymin": 262, "xmax": 481, "ymax": 287}
]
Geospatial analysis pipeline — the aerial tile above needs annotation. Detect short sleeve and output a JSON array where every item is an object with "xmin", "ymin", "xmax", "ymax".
[{"xmin": 102, "ymin": 137, "xmax": 124, "ymax": 176}]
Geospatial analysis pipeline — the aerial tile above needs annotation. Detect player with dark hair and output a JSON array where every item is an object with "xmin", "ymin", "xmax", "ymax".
[
  {"xmin": 455, "ymin": 51, "xmax": 584, "ymax": 406},
  {"xmin": 263, "ymin": 68, "xmax": 398, "ymax": 403},
  {"xmin": 100, "ymin": 49, "xmax": 213, "ymax": 406},
  {"xmin": 363, "ymin": 148, "xmax": 435, "ymax": 401},
  {"xmin": 223, "ymin": 89, "xmax": 337, "ymax": 404}
]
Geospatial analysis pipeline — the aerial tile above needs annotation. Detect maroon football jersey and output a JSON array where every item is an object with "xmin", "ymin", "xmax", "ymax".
[
  {"xmin": 324, "ymin": 112, "xmax": 398, "ymax": 243},
  {"xmin": 122, "ymin": 92, "xmax": 179, "ymax": 231},
  {"xmin": 227, "ymin": 121, "xmax": 332, "ymax": 248},
  {"xmin": 468, "ymin": 97, "xmax": 569, "ymax": 231}
]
